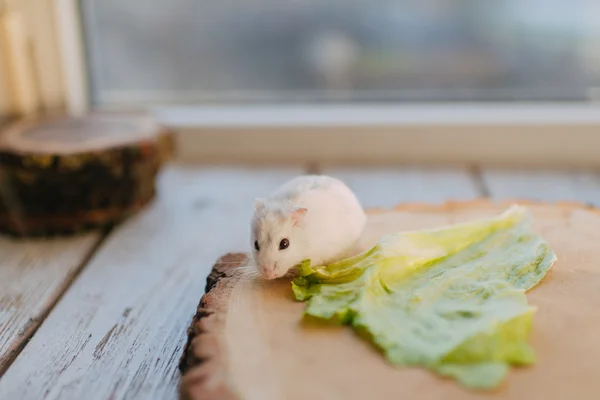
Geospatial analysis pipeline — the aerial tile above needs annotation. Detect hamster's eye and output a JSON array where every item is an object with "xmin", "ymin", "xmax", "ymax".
[
  {"xmin": 254, "ymin": 240, "xmax": 260, "ymax": 251},
  {"xmin": 279, "ymin": 238, "xmax": 290, "ymax": 250}
]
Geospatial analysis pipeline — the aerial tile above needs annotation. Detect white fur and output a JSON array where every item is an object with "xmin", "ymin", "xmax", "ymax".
[{"xmin": 251, "ymin": 175, "xmax": 367, "ymax": 279}]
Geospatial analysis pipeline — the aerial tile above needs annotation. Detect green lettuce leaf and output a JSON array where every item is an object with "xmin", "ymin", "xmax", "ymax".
[{"xmin": 292, "ymin": 205, "xmax": 556, "ymax": 389}]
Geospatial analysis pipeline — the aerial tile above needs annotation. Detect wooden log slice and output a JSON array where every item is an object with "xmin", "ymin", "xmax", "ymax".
[
  {"xmin": 179, "ymin": 200, "xmax": 600, "ymax": 400},
  {"xmin": 0, "ymin": 113, "xmax": 175, "ymax": 236}
]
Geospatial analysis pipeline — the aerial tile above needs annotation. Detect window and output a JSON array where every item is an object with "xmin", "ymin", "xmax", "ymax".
[{"xmin": 80, "ymin": 0, "xmax": 600, "ymax": 106}]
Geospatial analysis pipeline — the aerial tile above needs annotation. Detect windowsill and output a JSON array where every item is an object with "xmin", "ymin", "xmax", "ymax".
[
  {"xmin": 153, "ymin": 102, "xmax": 600, "ymax": 127},
  {"xmin": 149, "ymin": 102, "xmax": 600, "ymax": 168}
]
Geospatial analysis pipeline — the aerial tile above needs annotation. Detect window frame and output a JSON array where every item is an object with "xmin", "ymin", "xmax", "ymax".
[
  {"xmin": 0, "ymin": 0, "xmax": 76, "ymax": 115},
  {"xmin": 25, "ymin": 0, "xmax": 600, "ymax": 167}
]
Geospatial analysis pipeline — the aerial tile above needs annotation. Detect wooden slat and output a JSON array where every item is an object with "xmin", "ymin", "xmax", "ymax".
[
  {"xmin": 322, "ymin": 167, "xmax": 480, "ymax": 208},
  {"xmin": 481, "ymin": 169, "xmax": 600, "ymax": 205},
  {"xmin": 0, "ymin": 164, "xmax": 301, "ymax": 400},
  {"xmin": 0, "ymin": 233, "xmax": 101, "ymax": 374}
]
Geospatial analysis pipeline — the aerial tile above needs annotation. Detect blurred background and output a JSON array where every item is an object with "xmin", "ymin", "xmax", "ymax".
[
  {"xmin": 80, "ymin": 0, "xmax": 600, "ymax": 106},
  {"xmin": 1, "ymin": 0, "xmax": 600, "ymax": 219},
  {"xmin": 0, "ymin": 1, "xmax": 600, "ymax": 186}
]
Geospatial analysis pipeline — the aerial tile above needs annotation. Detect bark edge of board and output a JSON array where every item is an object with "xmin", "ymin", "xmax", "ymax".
[
  {"xmin": 177, "ymin": 198, "xmax": 599, "ymax": 400},
  {"xmin": 178, "ymin": 252, "xmax": 248, "ymax": 400}
]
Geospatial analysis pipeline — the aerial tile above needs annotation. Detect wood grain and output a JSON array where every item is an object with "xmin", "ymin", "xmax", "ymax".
[
  {"xmin": 0, "ymin": 232, "xmax": 101, "ymax": 374},
  {"xmin": 0, "ymin": 164, "xmax": 301, "ymax": 400},
  {"xmin": 179, "ymin": 200, "xmax": 600, "ymax": 400},
  {"xmin": 481, "ymin": 169, "xmax": 600, "ymax": 205},
  {"xmin": 322, "ymin": 167, "xmax": 480, "ymax": 208}
]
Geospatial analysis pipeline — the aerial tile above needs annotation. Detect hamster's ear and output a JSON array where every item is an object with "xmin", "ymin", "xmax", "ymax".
[
  {"xmin": 290, "ymin": 207, "xmax": 308, "ymax": 227},
  {"xmin": 254, "ymin": 198, "xmax": 266, "ymax": 212}
]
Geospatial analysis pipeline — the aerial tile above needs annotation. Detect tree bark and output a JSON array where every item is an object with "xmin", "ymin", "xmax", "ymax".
[{"xmin": 0, "ymin": 113, "xmax": 175, "ymax": 236}]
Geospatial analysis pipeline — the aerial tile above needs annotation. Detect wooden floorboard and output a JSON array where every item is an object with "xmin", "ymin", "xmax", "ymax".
[
  {"xmin": 480, "ymin": 169, "xmax": 600, "ymax": 204},
  {"xmin": 8, "ymin": 164, "xmax": 594, "ymax": 399},
  {"xmin": 322, "ymin": 166, "xmax": 481, "ymax": 208},
  {"xmin": 0, "ymin": 164, "xmax": 302, "ymax": 400},
  {"xmin": 0, "ymin": 233, "xmax": 101, "ymax": 375}
]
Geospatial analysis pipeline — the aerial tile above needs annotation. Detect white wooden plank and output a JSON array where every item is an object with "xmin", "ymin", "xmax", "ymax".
[
  {"xmin": 481, "ymin": 169, "xmax": 600, "ymax": 205},
  {"xmin": 323, "ymin": 167, "xmax": 480, "ymax": 209},
  {"xmin": 0, "ymin": 164, "xmax": 301, "ymax": 400},
  {"xmin": 0, "ymin": 233, "xmax": 100, "ymax": 374}
]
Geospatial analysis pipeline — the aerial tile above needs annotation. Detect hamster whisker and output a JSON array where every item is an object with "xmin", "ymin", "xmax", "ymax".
[
  {"xmin": 217, "ymin": 261, "xmax": 253, "ymax": 264},
  {"xmin": 230, "ymin": 264, "xmax": 262, "ymax": 279},
  {"xmin": 238, "ymin": 271, "xmax": 263, "ymax": 280},
  {"xmin": 229, "ymin": 263, "xmax": 257, "ymax": 271}
]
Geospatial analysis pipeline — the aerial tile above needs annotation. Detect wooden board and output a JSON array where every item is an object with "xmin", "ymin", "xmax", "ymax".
[
  {"xmin": 323, "ymin": 167, "xmax": 479, "ymax": 208},
  {"xmin": 179, "ymin": 200, "xmax": 600, "ymax": 400},
  {"xmin": 0, "ymin": 165, "xmax": 302, "ymax": 400},
  {"xmin": 0, "ymin": 232, "xmax": 101, "ymax": 374}
]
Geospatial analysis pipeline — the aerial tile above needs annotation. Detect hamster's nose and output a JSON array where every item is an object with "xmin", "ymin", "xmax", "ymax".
[
  {"xmin": 265, "ymin": 270, "xmax": 277, "ymax": 279},
  {"xmin": 264, "ymin": 264, "xmax": 278, "ymax": 279}
]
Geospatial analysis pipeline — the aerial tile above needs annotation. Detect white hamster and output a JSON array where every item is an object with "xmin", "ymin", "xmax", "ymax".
[{"xmin": 250, "ymin": 175, "xmax": 367, "ymax": 280}]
